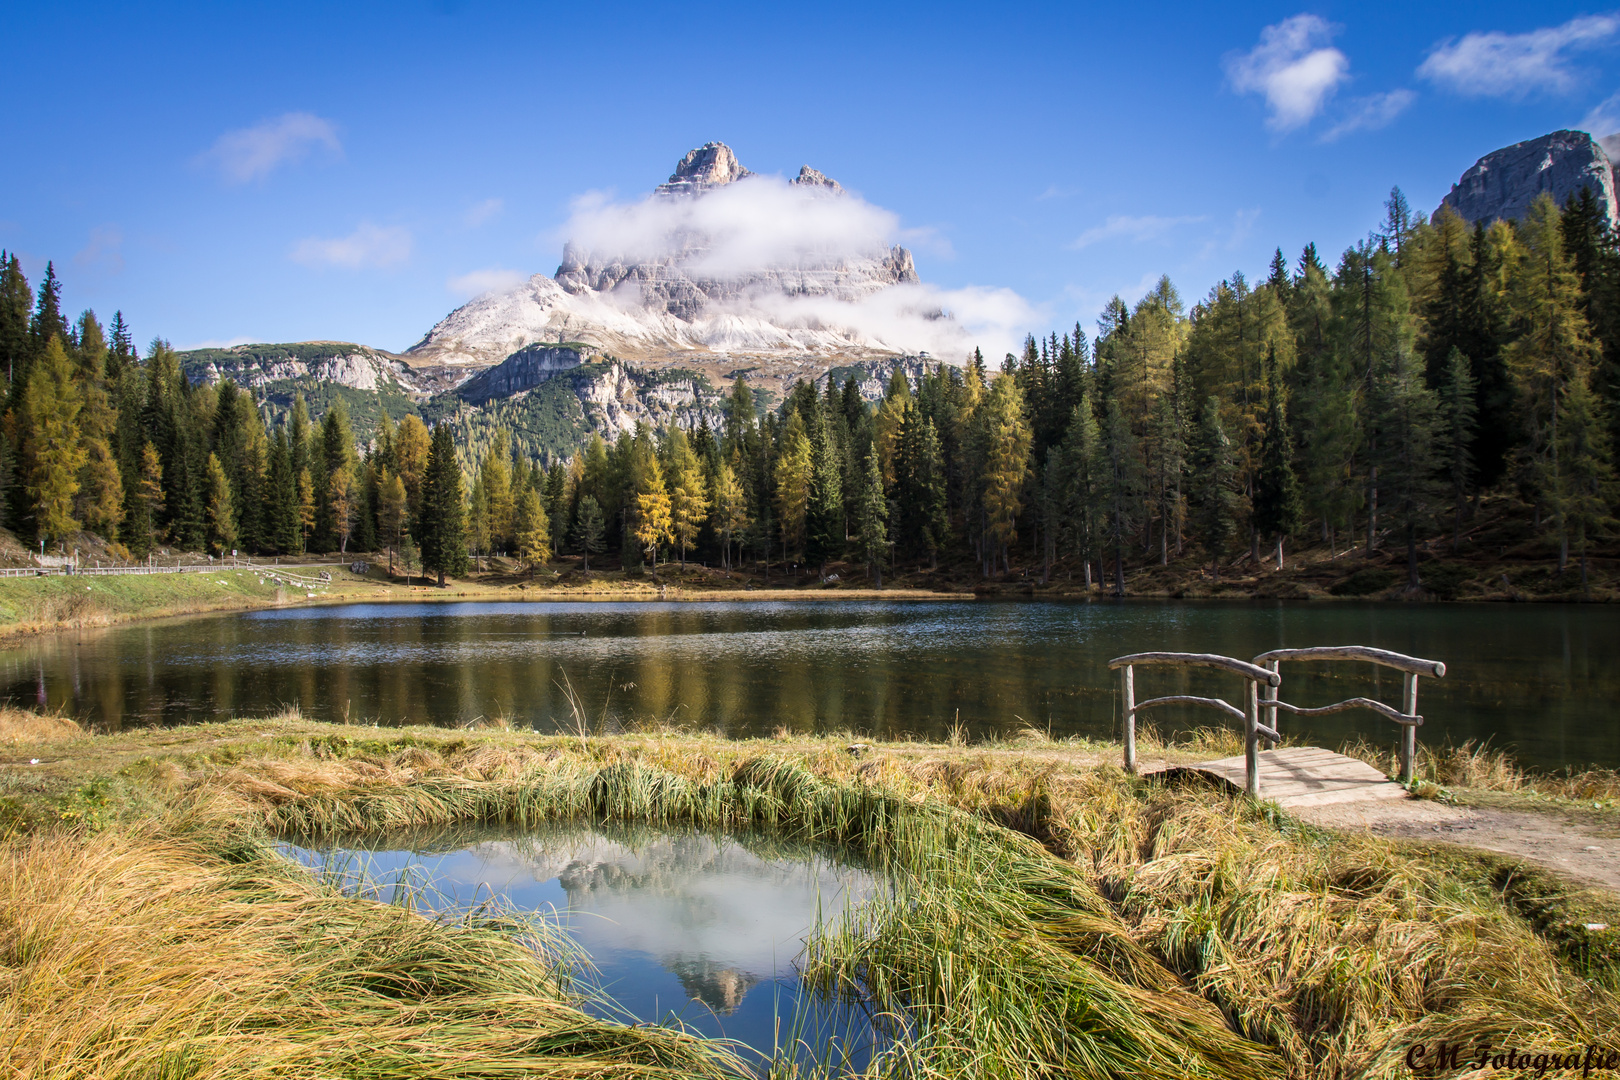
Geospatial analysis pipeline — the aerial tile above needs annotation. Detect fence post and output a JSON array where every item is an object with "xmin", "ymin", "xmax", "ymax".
[
  {"xmin": 1400, "ymin": 673, "xmax": 1419, "ymax": 784},
  {"xmin": 1122, "ymin": 664, "xmax": 1136, "ymax": 774},
  {"xmin": 1245, "ymin": 678, "xmax": 1260, "ymax": 798}
]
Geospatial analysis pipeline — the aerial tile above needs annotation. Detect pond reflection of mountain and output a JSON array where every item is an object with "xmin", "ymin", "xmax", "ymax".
[{"xmin": 285, "ymin": 823, "xmax": 878, "ymax": 1018}]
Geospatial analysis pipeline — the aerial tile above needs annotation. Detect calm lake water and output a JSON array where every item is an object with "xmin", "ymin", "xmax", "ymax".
[
  {"xmin": 4, "ymin": 599, "xmax": 1616, "ymax": 770},
  {"xmin": 282, "ymin": 823, "xmax": 881, "ymax": 1065}
]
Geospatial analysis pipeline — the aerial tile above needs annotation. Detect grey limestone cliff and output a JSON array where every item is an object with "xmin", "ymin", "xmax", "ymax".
[
  {"xmin": 454, "ymin": 345, "xmax": 583, "ymax": 405},
  {"xmin": 1433, "ymin": 129, "xmax": 1617, "ymax": 228}
]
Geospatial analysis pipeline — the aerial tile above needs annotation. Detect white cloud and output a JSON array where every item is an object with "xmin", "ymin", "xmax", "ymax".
[
  {"xmin": 1322, "ymin": 89, "xmax": 1417, "ymax": 141},
  {"xmin": 556, "ymin": 176, "xmax": 902, "ymax": 279},
  {"xmin": 198, "ymin": 112, "xmax": 342, "ymax": 184},
  {"xmin": 73, "ymin": 225, "xmax": 124, "ymax": 274},
  {"xmin": 550, "ymin": 173, "xmax": 1037, "ymax": 359},
  {"xmin": 1225, "ymin": 15, "xmax": 1350, "ymax": 131},
  {"xmin": 1419, "ymin": 15, "xmax": 1620, "ymax": 98},
  {"xmin": 464, "ymin": 198, "xmax": 504, "ymax": 227},
  {"xmin": 447, "ymin": 268, "xmax": 527, "ymax": 297},
  {"xmin": 1070, "ymin": 214, "xmax": 1207, "ymax": 250},
  {"xmin": 1582, "ymin": 89, "xmax": 1620, "ymax": 162},
  {"xmin": 290, "ymin": 222, "xmax": 412, "ymax": 269}
]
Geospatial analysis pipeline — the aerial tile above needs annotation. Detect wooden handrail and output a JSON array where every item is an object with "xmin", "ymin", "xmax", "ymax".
[
  {"xmin": 1251, "ymin": 645, "xmax": 1445, "ymax": 678},
  {"xmin": 1108, "ymin": 652, "xmax": 1281, "ymax": 686},
  {"xmin": 1129, "ymin": 695, "xmax": 1246, "ymax": 722},
  {"xmin": 1272, "ymin": 698, "xmax": 1422, "ymax": 726}
]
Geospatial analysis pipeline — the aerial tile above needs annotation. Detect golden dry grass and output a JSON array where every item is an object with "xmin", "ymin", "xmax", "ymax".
[
  {"xmin": 0, "ymin": 707, "xmax": 84, "ymax": 747},
  {"xmin": 0, "ymin": 820, "xmax": 737, "ymax": 1080}
]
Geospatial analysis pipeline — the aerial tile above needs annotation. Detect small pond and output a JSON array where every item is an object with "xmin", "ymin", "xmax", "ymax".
[{"xmin": 280, "ymin": 823, "xmax": 885, "ymax": 1067}]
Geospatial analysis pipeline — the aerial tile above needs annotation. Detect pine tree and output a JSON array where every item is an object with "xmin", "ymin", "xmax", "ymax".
[
  {"xmin": 420, "ymin": 423, "xmax": 467, "ymax": 585},
  {"xmin": 1100, "ymin": 400, "xmax": 1142, "ymax": 595},
  {"xmin": 1373, "ymin": 327, "xmax": 1443, "ymax": 590},
  {"xmin": 1252, "ymin": 347, "xmax": 1303, "ymax": 568},
  {"xmin": 1438, "ymin": 346, "xmax": 1478, "ymax": 548},
  {"xmin": 1505, "ymin": 194, "xmax": 1601, "ymax": 570},
  {"xmin": 806, "ymin": 404, "xmax": 843, "ymax": 575},
  {"xmin": 1190, "ymin": 396, "xmax": 1241, "ymax": 582},
  {"xmin": 0, "ymin": 253, "xmax": 30, "ymax": 392},
  {"xmin": 774, "ymin": 411, "xmax": 812, "ymax": 560},
  {"xmin": 377, "ymin": 468, "xmax": 407, "ymax": 570},
  {"xmin": 1558, "ymin": 376, "xmax": 1617, "ymax": 593},
  {"xmin": 573, "ymin": 494, "xmax": 606, "ymax": 572},
  {"xmin": 544, "ymin": 461, "xmax": 569, "ymax": 555},
  {"xmin": 854, "ymin": 446, "xmax": 888, "ymax": 585},
  {"xmin": 130, "ymin": 441, "xmax": 164, "ymax": 555}
]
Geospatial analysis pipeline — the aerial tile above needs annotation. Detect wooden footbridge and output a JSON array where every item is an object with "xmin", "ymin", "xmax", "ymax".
[{"xmin": 1108, "ymin": 646, "xmax": 1446, "ymax": 809}]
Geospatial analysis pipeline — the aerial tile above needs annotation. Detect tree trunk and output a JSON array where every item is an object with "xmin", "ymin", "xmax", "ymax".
[
  {"xmin": 1366, "ymin": 465, "xmax": 1378, "ymax": 554},
  {"xmin": 1275, "ymin": 534, "xmax": 1284, "ymax": 571},
  {"xmin": 1407, "ymin": 525, "xmax": 1420, "ymax": 591}
]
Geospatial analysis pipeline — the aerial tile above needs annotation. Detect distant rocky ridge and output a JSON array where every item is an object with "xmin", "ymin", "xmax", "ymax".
[
  {"xmin": 406, "ymin": 141, "xmax": 923, "ymax": 369},
  {"xmin": 1433, "ymin": 129, "xmax": 1617, "ymax": 229}
]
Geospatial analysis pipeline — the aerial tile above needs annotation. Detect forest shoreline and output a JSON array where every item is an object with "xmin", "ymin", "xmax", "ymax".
[{"xmin": 0, "ymin": 555, "xmax": 1611, "ymax": 649}]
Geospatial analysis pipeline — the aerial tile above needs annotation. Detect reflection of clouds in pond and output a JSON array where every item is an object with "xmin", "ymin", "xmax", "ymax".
[
  {"xmin": 301, "ymin": 827, "xmax": 877, "ymax": 1016},
  {"xmin": 464, "ymin": 833, "xmax": 873, "ymax": 1010}
]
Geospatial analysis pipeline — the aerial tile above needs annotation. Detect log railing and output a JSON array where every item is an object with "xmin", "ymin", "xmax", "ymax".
[
  {"xmin": 1106, "ymin": 652, "xmax": 1281, "ymax": 796},
  {"xmin": 1109, "ymin": 645, "xmax": 1447, "ymax": 797},
  {"xmin": 1250, "ymin": 647, "xmax": 1445, "ymax": 784}
]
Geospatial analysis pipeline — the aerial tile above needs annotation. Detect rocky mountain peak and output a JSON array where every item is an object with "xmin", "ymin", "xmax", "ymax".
[
  {"xmin": 653, "ymin": 142, "xmax": 754, "ymax": 196},
  {"xmin": 792, "ymin": 165, "xmax": 844, "ymax": 194},
  {"xmin": 1433, "ymin": 129, "xmax": 1617, "ymax": 229}
]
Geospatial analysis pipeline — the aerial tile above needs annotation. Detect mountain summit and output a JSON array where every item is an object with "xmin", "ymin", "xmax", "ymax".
[
  {"xmin": 1432, "ymin": 129, "xmax": 1617, "ymax": 229},
  {"xmin": 406, "ymin": 142, "xmax": 932, "ymax": 371}
]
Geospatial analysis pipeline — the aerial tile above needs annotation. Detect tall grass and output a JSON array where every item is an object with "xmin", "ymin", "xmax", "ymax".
[
  {"xmin": 0, "ymin": 823, "xmax": 740, "ymax": 1080},
  {"xmin": 0, "ymin": 707, "xmax": 84, "ymax": 747},
  {"xmin": 6, "ymin": 722, "xmax": 1617, "ymax": 1079},
  {"xmin": 1342, "ymin": 736, "xmax": 1620, "ymax": 801}
]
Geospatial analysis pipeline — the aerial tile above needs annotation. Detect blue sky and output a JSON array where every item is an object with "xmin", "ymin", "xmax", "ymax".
[{"xmin": 2, "ymin": 1, "xmax": 1618, "ymax": 355}]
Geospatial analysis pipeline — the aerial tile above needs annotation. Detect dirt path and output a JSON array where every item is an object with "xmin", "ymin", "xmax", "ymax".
[{"xmin": 1297, "ymin": 798, "xmax": 1620, "ymax": 892}]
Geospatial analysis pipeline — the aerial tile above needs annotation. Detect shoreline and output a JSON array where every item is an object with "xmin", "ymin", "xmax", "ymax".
[{"xmin": 0, "ymin": 565, "xmax": 1612, "ymax": 648}]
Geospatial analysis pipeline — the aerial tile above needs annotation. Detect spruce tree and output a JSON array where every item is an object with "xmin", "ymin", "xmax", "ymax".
[
  {"xmin": 1190, "ymin": 396, "xmax": 1241, "ymax": 582},
  {"xmin": 1252, "ymin": 348, "xmax": 1303, "ymax": 568},
  {"xmin": 420, "ymin": 423, "xmax": 466, "ymax": 585},
  {"xmin": 573, "ymin": 494, "xmax": 606, "ymax": 572},
  {"xmin": 854, "ymin": 446, "xmax": 888, "ymax": 586},
  {"xmin": 1438, "ymin": 346, "xmax": 1477, "ymax": 548}
]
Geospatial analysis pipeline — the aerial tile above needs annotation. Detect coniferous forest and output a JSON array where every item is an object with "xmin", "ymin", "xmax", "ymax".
[{"xmin": 2, "ymin": 186, "xmax": 1618, "ymax": 596}]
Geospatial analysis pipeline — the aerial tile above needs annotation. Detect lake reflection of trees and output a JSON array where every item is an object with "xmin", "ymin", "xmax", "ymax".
[{"xmin": 1, "ymin": 601, "xmax": 1617, "ymax": 768}]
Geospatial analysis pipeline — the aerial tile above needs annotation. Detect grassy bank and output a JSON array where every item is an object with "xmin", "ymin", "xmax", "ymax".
[{"xmin": 1, "ymin": 713, "xmax": 1617, "ymax": 1078}]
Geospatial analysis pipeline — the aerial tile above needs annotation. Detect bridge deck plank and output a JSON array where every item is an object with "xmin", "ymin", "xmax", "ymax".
[{"xmin": 1153, "ymin": 747, "xmax": 1409, "ymax": 808}]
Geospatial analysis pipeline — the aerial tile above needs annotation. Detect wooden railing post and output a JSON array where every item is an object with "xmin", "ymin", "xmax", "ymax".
[
  {"xmin": 1400, "ymin": 672, "xmax": 1419, "ymax": 784},
  {"xmin": 1263, "ymin": 659, "xmax": 1279, "ymax": 740},
  {"xmin": 1244, "ymin": 678, "xmax": 1260, "ymax": 798},
  {"xmin": 1122, "ymin": 664, "xmax": 1136, "ymax": 774}
]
